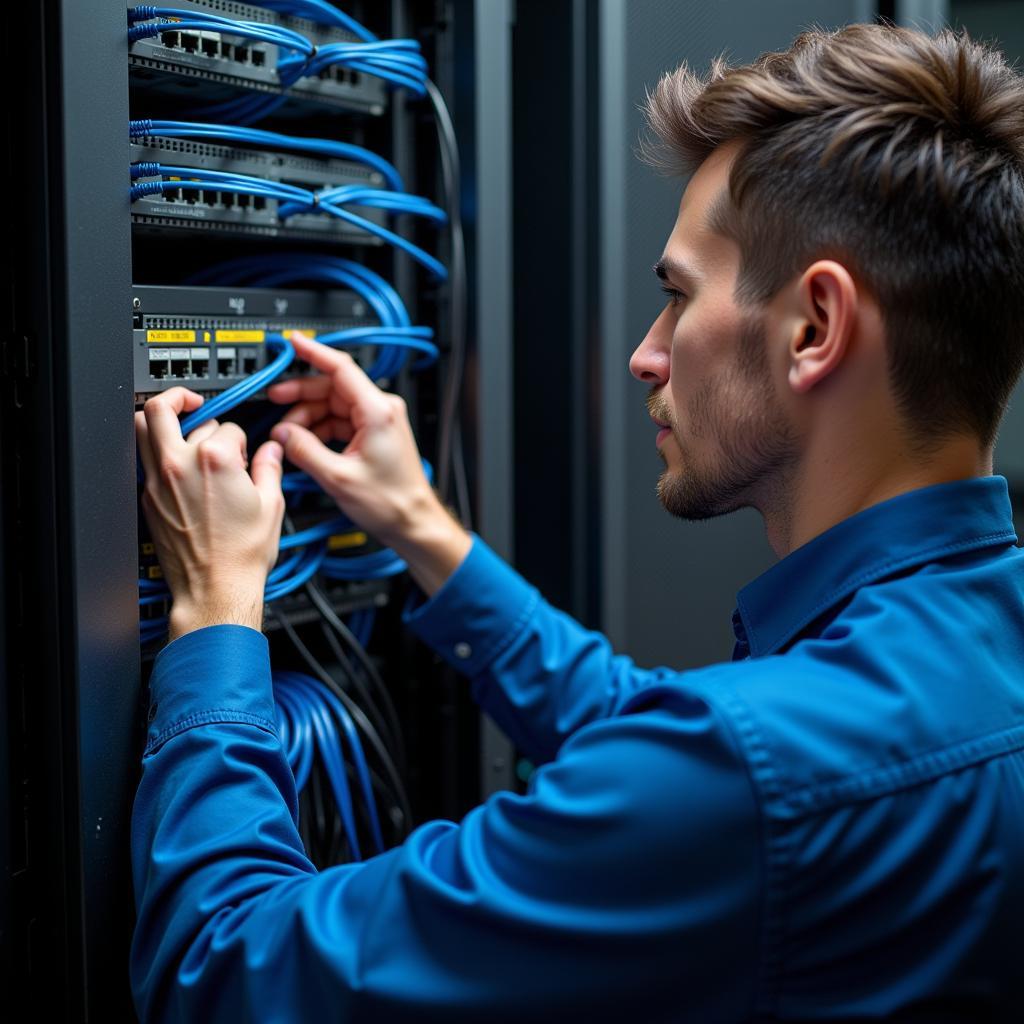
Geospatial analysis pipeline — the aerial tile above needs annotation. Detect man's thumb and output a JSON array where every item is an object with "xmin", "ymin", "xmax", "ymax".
[
  {"xmin": 271, "ymin": 422, "xmax": 348, "ymax": 491},
  {"xmin": 250, "ymin": 439, "xmax": 284, "ymax": 498}
]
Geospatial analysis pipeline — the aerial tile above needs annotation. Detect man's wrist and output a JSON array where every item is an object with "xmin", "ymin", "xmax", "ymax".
[
  {"xmin": 168, "ymin": 585, "xmax": 265, "ymax": 642},
  {"xmin": 385, "ymin": 491, "xmax": 472, "ymax": 597}
]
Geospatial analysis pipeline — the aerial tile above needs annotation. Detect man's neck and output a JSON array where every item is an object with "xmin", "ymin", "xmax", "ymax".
[{"xmin": 760, "ymin": 434, "xmax": 992, "ymax": 558}]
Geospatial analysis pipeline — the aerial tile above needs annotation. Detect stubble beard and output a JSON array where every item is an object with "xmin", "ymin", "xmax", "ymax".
[{"xmin": 649, "ymin": 316, "xmax": 800, "ymax": 521}]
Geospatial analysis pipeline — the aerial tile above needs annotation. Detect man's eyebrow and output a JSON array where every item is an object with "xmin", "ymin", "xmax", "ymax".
[{"xmin": 652, "ymin": 256, "xmax": 699, "ymax": 284}]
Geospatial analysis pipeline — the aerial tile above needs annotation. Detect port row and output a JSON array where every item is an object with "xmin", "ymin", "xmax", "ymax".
[{"xmin": 157, "ymin": 32, "xmax": 364, "ymax": 84}]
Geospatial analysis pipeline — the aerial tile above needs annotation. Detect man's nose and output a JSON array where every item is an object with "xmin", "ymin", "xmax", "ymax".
[{"xmin": 629, "ymin": 315, "xmax": 670, "ymax": 385}]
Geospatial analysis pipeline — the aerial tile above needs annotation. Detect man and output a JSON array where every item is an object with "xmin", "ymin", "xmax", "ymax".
[{"xmin": 131, "ymin": 24, "xmax": 1024, "ymax": 1023}]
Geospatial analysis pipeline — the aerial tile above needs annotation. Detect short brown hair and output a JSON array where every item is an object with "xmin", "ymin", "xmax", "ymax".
[{"xmin": 643, "ymin": 24, "xmax": 1024, "ymax": 448}]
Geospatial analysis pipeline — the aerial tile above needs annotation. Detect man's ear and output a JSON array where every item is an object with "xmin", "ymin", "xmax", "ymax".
[{"xmin": 787, "ymin": 260, "xmax": 858, "ymax": 395}]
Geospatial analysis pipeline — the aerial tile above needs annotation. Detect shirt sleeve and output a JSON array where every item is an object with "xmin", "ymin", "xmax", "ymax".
[
  {"xmin": 403, "ymin": 534, "xmax": 689, "ymax": 762},
  {"xmin": 131, "ymin": 625, "xmax": 763, "ymax": 1024}
]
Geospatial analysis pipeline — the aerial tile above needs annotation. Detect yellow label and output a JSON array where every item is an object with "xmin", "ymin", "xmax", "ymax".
[
  {"xmin": 328, "ymin": 531, "xmax": 368, "ymax": 551},
  {"xmin": 147, "ymin": 329, "xmax": 195, "ymax": 344},
  {"xmin": 147, "ymin": 565, "xmax": 164, "ymax": 580},
  {"xmin": 215, "ymin": 330, "xmax": 265, "ymax": 343},
  {"xmin": 203, "ymin": 330, "xmax": 211, "ymax": 343},
  {"xmin": 141, "ymin": 542, "xmax": 155, "ymax": 555},
  {"xmin": 282, "ymin": 329, "xmax": 316, "ymax": 340}
]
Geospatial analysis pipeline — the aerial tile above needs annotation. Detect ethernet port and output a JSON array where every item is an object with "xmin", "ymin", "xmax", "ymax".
[
  {"xmin": 242, "ymin": 354, "xmax": 258, "ymax": 375},
  {"xmin": 252, "ymin": 195, "xmax": 266, "ymax": 211},
  {"xmin": 170, "ymin": 353, "xmax": 190, "ymax": 378},
  {"xmin": 220, "ymin": 41, "xmax": 234, "ymax": 60},
  {"xmin": 237, "ymin": 193, "xmax": 251, "ymax": 210},
  {"xmin": 217, "ymin": 355, "xmax": 236, "ymax": 377},
  {"xmin": 351, "ymin": 71, "xmax": 361, "ymax": 85},
  {"xmin": 191, "ymin": 356, "xmax": 209, "ymax": 378},
  {"xmin": 236, "ymin": 45, "xmax": 249, "ymax": 62},
  {"xmin": 181, "ymin": 32, "xmax": 200, "ymax": 53},
  {"xmin": 161, "ymin": 31, "xmax": 179, "ymax": 49},
  {"xmin": 251, "ymin": 49, "xmax": 266, "ymax": 67},
  {"xmin": 184, "ymin": 188, "xmax": 198, "ymax": 203},
  {"xmin": 201, "ymin": 189, "xmax": 216, "ymax": 205},
  {"xmin": 149, "ymin": 357, "xmax": 171, "ymax": 380},
  {"xmin": 201, "ymin": 37, "xmax": 218, "ymax": 58}
]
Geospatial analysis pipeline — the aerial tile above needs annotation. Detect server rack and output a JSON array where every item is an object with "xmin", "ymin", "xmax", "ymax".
[{"xmin": 3, "ymin": 1, "xmax": 515, "ymax": 1016}]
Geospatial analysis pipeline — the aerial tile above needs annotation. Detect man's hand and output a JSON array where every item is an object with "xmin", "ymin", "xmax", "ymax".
[
  {"xmin": 267, "ymin": 333, "xmax": 470, "ymax": 596},
  {"xmin": 136, "ymin": 387, "xmax": 285, "ymax": 641}
]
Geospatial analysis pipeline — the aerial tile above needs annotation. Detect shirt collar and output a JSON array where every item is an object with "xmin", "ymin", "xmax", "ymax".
[{"xmin": 734, "ymin": 476, "xmax": 1017, "ymax": 658}]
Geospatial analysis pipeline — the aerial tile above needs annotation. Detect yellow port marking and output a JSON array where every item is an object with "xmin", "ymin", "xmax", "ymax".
[
  {"xmin": 216, "ymin": 330, "xmax": 265, "ymax": 343},
  {"xmin": 328, "ymin": 532, "xmax": 368, "ymax": 551},
  {"xmin": 147, "ymin": 330, "xmax": 195, "ymax": 344}
]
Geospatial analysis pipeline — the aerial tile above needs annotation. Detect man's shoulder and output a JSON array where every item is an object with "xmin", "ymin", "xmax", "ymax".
[{"xmin": 674, "ymin": 623, "xmax": 1024, "ymax": 816}]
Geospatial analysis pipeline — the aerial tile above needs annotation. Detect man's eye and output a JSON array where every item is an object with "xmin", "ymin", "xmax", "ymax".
[{"xmin": 660, "ymin": 285, "xmax": 686, "ymax": 307}]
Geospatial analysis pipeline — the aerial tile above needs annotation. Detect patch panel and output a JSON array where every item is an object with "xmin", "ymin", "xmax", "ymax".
[
  {"xmin": 127, "ymin": 0, "xmax": 388, "ymax": 115},
  {"xmin": 133, "ymin": 284, "xmax": 375, "ymax": 399},
  {"xmin": 130, "ymin": 137, "xmax": 387, "ymax": 241}
]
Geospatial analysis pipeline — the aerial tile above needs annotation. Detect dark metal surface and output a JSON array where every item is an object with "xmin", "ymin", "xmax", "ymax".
[{"xmin": 6, "ymin": 0, "xmax": 138, "ymax": 1018}]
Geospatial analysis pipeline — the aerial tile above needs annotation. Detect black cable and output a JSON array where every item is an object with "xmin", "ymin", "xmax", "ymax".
[
  {"xmin": 304, "ymin": 579, "xmax": 406, "ymax": 770},
  {"xmin": 315, "ymin": 613, "xmax": 397, "ymax": 750},
  {"xmin": 426, "ymin": 78, "xmax": 471, "ymax": 527},
  {"xmin": 271, "ymin": 607, "xmax": 414, "ymax": 834}
]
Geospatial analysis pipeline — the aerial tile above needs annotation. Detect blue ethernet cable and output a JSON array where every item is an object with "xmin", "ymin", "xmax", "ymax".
[
  {"xmin": 323, "ymin": 548, "xmax": 407, "ymax": 581},
  {"xmin": 280, "ymin": 669, "xmax": 385, "ymax": 856},
  {"xmin": 276, "ymin": 40, "xmax": 427, "ymax": 96},
  {"xmin": 187, "ymin": 253, "xmax": 439, "ymax": 378},
  {"xmin": 243, "ymin": 0, "xmax": 377, "ymax": 42},
  {"xmin": 348, "ymin": 607, "xmax": 377, "ymax": 649},
  {"xmin": 129, "ymin": 119, "xmax": 405, "ymax": 192},
  {"xmin": 272, "ymin": 672, "xmax": 361, "ymax": 858},
  {"xmin": 273, "ymin": 683, "xmax": 316, "ymax": 791}
]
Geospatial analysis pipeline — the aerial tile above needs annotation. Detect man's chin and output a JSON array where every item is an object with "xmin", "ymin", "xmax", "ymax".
[{"xmin": 657, "ymin": 466, "xmax": 748, "ymax": 521}]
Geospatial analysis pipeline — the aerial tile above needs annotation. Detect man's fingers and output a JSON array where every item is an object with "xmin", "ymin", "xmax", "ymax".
[
  {"xmin": 135, "ymin": 410, "xmax": 156, "ymax": 483},
  {"xmin": 143, "ymin": 388, "xmax": 204, "ymax": 462},
  {"xmin": 271, "ymin": 422, "xmax": 352, "ymax": 492},
  {"xmin": 251, "ymin": 440, "xmax": 285, "ymax": 508},
  {"xmin": 266, "ymin": 375, "xmax": 332, "ymax": 406},
  {"xmin": 289, "ymin": 334, "xmax": 382, "ymax": 407},
  {"xmin": 198, "ymin": 421, "xmax": 249, "ymax": 470},
  {"xmin": 279, "ymin": 400, "xmax": 331, "ymax": 429},
  {"xmin": 185, "ymin": 419, "xmax": 220, "ymax": 445}
]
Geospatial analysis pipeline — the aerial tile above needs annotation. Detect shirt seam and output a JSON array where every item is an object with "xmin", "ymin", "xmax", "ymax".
[
  {"xmin": 145, "ymin": 708, "xmax": 278, "ymax": 757},
  {"xmin": 714, "ymin": 688, "xmax": 792, "ymax": 1019},
  {"xmin": 775, "ymin": 722, "xmax": 1024, "ymax": 816},
  {"xmin": 743, "ymin": 529, "xmax": 1016, "ymax": 655}
]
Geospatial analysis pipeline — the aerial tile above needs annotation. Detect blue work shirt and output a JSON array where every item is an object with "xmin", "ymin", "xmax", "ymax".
[{"xmin": 130, "ymin": 476, "xmax": 1024, "ymax": 1022}]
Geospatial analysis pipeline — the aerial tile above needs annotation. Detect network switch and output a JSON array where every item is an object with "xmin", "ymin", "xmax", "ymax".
[
  {"xmin": 127, "ymin": 0, "xmax": 388, "ymax": 115},
  {"xmin": 130, "ymin": 137, "xmax": 388, "ymax": 241},
  {"xmin": 133, "ymin": 284, "xmax": 375, "ymax": 398}
]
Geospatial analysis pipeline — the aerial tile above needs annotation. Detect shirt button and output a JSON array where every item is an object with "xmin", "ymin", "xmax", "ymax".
[{"xmin": 454, "ymin": 642, "xmax": 472, "ymax": 660}]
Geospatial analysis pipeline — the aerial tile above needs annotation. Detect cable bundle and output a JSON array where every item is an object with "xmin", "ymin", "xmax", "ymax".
[
  {"xmin": 188, "ymin": 252, "xmax": 438, "ymax": 378},
  {"xmin": 274, "ymin": 669, "xmax": 384, "ymax": 861}
]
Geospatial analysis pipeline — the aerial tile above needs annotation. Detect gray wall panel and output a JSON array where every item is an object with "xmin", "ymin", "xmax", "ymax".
[{"xmin": 600, "ymin": 0, "xmax": 869, "ymax": 668}]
